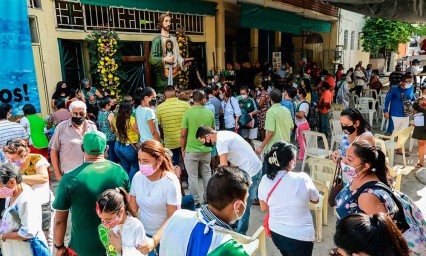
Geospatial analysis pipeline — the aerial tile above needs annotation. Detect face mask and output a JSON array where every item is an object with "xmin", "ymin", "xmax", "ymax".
[
  {"xmin": 110, "ymin": 104, "xmax": 117, "ymax": 112},
  {"xmin": 233, "ymin": 201, "xmax": 246, "ymax": 221},
  {"xmin": 341, "ymin": 162, "xmax": 364, "ymax": 178},
  {"xmin": 241, "ymin": 95, "xmax": 248, "ymax": 100},
  {"xmin": 7, "ymin": 114, "xmax": 11, "ymax": 119},
  {"xmin": 295, "ymin": 95, "xmax": 300, "ymax": 100},
  {"xmin": 150, "ymin": 99, "xmax": 157, "ymax": 106},
  {"xmin": 72, "ymin": 116, "xmax": 85, "ymax": 125},
  {"xmin": 13, "ymin": 160, "xmax": 23, "ymax": 166},
  {"xmin": 321, "ymin": 77, "xmax": 325, "ymax": 81},
  {"xmin": 203, "ymin": 135, "xmax": 214, "ymax": 147},
  {"xmin": 281, "ymin": 66, "xmax": 286, "ymax": 71},
  {"xmin": 0, "ymin": 184, "xmax": 14, "ymax": 198},
  {"xmin": 102, "ymin": 211, "xmax": 123, "ymax": 229},
  {"xmin": 219, "ymin": 94, "xmax": 224, "ymax": 100},
  {"xmin": 341, "ymin": 125, "xmax": 357, "ymax": 135},
  {"xmin": 423, "ymin": 94, "xmax": 426, "ymax": 99},
  {"xmin": 139, "ymin": 159, "xmax": 159, "ymax": 176},
  {"xmin": 89, "ymin": 101, "xmax": 96, "ymax": 105},
  {"xmin": 405, "ymin": 82, "xmax": 413, "ymax": 89}
]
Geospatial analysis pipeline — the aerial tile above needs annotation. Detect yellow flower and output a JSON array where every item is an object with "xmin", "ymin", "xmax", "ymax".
[
  {"xmin": 108, "ymin": 74, "xmax": 113, "ymax": 79},
  {"xmin": 103, "ymin": 77, "xmax": 108, "ymax": 82},
  {"xmin": 100, "ymin": 43, "xmax": 105, "ymax": 47},
  {"xmin": 114, "ymin": 77, "xmax": 119, "ymax": 81},
  {"xmin": 105, "ymin": 57, "xmax": 110, "ymax": 61},
  {"xmin": 99, "ymin": 61, "xmax": 104, "ymax": 66},
  {"xmin": 178, "ymin": 43, "xmax": 183, "ymax": 47},
  {"xmin": 108, "ymin": 245, "xmax": 114, "ymax": 251},
  {"xmin": 101, "ymin": 69, "xmax": 106, "ymax": 74},
  {"xmin": 98, "ymin": 39, "xmax": 102, "ymax": 43}
]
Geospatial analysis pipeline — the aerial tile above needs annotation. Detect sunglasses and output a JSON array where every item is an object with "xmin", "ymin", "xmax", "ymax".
[{"xmin": 6, "ymin": 141, "xmax": 26, "ymax": 148}]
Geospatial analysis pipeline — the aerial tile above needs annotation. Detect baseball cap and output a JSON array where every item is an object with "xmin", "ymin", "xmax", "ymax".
[
  {"xmin": 413, "ymin": 59, "xmax": 420, "ymax": 64},
  {"xmin": 83, "ymin": 131, "xmax": 107, "ymax": 155}
]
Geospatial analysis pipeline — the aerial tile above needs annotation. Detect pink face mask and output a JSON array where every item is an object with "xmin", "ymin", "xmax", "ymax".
[
  {"xmin": 0, "ymin": 184, "xmax": 14, "ymax": 198},
  {"xmin": 102, "ymin": 212, "xmax": 122, "ymax": 229},
  {"xmin": 139, "ymin": 158, "xmax": 159, "ymax": 176}
]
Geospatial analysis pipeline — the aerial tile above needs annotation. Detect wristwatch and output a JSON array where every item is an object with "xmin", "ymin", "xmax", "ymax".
[{"xmin": 54, "ymin": 243, "xmax": 65, "ymax": 250}]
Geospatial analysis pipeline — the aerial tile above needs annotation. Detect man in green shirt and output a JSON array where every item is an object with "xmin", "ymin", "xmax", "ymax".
[
  {"xmin": 181, "ymin": 90, "xmax": 215, "ymax": 207},
  {"xmin": 53, "ymin": 131, "xmax": 130, "ymax": 256},
  {"xmin": 238, "ymin": 87, "xmax": 259, "ymax": 149},
  {"xmin": 255, "ymin": 89, "xmax": 293, "ymax": 155}
]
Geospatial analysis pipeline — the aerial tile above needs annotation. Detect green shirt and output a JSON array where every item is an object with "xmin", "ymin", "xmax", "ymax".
[
  {"xmin": 182, "ymin": 106, "xmax": 215, "ymax": 153},
  {"xmin": 238, "ymin": 97, "xmax": 258, "ymax": 128},
  {"xmin": 53, "ymin": 161, "xmax": 130, "ymax": 256},
  {"xmin": 263, "ymin": 103, "xmax": 294, "ymax": 153}
]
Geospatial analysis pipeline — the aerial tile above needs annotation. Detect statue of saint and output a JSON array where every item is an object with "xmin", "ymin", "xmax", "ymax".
[{"xmin": 149, "ymin": 12, "xmax": 188, "ymax": 91}]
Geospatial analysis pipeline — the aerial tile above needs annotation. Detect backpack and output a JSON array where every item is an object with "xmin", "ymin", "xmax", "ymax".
[{"xmin": 354, "ymin": 181, "xmax": 426, "ymax": 255}]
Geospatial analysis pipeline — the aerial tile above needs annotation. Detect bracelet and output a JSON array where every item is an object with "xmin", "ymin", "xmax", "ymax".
[{"xmin": 54, "ymin": 243, "xmax": 65, "ymax": 250}]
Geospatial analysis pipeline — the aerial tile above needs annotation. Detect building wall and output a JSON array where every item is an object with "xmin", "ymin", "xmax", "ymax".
[
  {"xmin": 28, "ymin": 0, "xmax": 216, "ymax": 116},
  {"xmin": 337, "ymin": 10, "xmax": 370, "ymax": 71}
]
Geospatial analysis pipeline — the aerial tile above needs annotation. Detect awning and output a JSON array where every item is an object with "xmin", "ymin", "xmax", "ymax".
[
  {"xmin": 79, "ymin": 0, "xmax": 217, "ymax": 16},
  {"xmin": 240, "ymin": 3, "xmax": 331, "ymax": 34}
]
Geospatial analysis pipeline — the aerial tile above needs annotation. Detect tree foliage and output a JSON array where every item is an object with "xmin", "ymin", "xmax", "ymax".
[{"xmin": 361, "ymin": 18, "xmax": 426, "ymax": 53}]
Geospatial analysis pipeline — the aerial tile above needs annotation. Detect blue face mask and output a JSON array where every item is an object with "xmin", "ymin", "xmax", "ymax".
[{"xmin": 295, "ymin": 95, "xmax": 300, "ymax": 100}]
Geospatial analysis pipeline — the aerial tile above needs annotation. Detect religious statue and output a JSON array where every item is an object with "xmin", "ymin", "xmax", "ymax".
[{"xmin": 149, "ymin": 12, "xmax": 189, "ymax": 91}]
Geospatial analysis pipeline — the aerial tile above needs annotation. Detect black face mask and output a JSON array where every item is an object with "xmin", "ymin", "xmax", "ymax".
[
  {"xmin": 341, "ymin": 125, "xmax": 357, "ymax": 135},
  {"xmin": 150, "ymin": 99, "xmax": 157, "ymax": 106},
  {"xmin": 110, "ymin": 104, "xmax": 117, "ymax": 111},
  {"xmin": 203, "ymin": 135, "xmax": 214, "ymax": 147},
  {"xmin": 72, "ymin": 116, "xmax": 85, "ymax": 125}
]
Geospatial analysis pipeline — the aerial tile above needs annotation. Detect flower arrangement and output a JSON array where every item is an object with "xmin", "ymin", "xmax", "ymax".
[
  {"xmin": 175, "ymin": 27, "xmax": 190, "ymax": 89},
  {"xmin": 87, "ymin": 30, "xmax": 126, "ymax": 96}
]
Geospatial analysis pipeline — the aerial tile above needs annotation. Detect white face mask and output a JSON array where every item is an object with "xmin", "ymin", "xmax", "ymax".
[
  {"xmin": 321, "ymin": 77, "xmax": 325, "ymax": 81},
  {"xmin": 233, "ymin": 200, "xmax": 246, "ymax": 221},
  {"xmin": 423, "ymin": 94, "xmax": 426, "ymax": 99},
  {"xmin": 241, "ymin": 95, "xmax": 248, "ymax": 100},
  {"xmin": 7, "ymin": 114, "xmax": 11, "ymax": 119},
  {"xmin": 405, "ymin": 82, "xmax": 413, "ymax": 89},
  {"xmin": 219, "ymin": 94, "xmax": 224, "ymax": 100},
  {"xmin": 341, "ymin": 162, "xmax": 365, "ymax": 178}
]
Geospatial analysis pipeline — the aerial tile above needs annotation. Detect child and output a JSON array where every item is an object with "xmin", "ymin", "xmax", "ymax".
[{"xmin": 96, "ymin": 188, "xmax": 147, "ymax": 256}]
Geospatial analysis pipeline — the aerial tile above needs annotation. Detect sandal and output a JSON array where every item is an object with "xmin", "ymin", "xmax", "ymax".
[
  {"xmin": 415, "ymin": 163, "xmax": 424, "ymax": 168},
  {"xmin": 396, "ymin": 152, "xmax": 410, "ymax": 157},
  {"xmin": 329, "ymin": 248, "xmax": 342, "ymax": 256}
]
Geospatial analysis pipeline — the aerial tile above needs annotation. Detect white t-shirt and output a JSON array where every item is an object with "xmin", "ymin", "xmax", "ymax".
[
  {"xmin": 130, "ymin": 171, "xmax": 182, "ymax": 236},
  {"xmin": 20, "ymin": 117, "xmax": 32, "ymax": 145},
  {"xmin": 258, "ymin": 171, "xmax": 319, "ymax": 242},
  {"xmin": 295, "ymin": 101, "xmax": 309, "ymax": 126},
  {"xmin": 30, "ymin": 155, "xmax": 51, "ymax": 204},
  {"xmin": 111, "ymin": 214, "xmax": 147, "ymax": 256},
  {"xmin": 407, "ymin": 65, "xmax": 419, "ymax": 75},
  {"xmin": 216, "ymin": 131, "xmax": 262, "ymax": 177},
  {"xmin": 354, "ymin": 70, "xmax": 365, "ymax": 86}
]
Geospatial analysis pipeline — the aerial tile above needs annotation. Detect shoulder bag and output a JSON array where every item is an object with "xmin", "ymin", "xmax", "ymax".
[
  {"xmin": 264, "ymin": 172, "xmax": 286, "ymax": 237},
  {"xmin": 328, "ymin": 158, "xmax": 343, "ymax": 207}
]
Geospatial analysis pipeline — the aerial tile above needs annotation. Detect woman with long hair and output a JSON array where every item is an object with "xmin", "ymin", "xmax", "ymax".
[
  {"xmin": 96, "ymin": 187, "xmax": 147, "ymax": 255},
  {"xmin": 332, "ymin": 108, "xmax": 375, "ymax": 183},
  {"xmin": 295, "ymin": 87, "xmax": 310, "ymax": 160},
  {"xmin": 134, "ymin": 87, "xmax": 161, "ymax": 142},
  {"xmin": 300, "ymin": 78, "xmax": 312, "ymax": 103},
  {"xmin": 220, "ymin": 84, "xmax": 241, "ymax": 132},
  {"xmin": 334, "ymin": 212, "xmax": 409, "ymax": 256},
  {"xmin": 51, "ymin": 81, "xmax": 69, "ymax": 109},
  {"xmin": 112, "ymin": 102, "xmax": 139, "ymax": 181},
  {"xmin": 98, "ymin": 97, "xmax": 118, "ymax": 163},
  {"xmin": 258, "ymin": 141, "xmax": 319, "ymax": 256},
  {"xmin": 257, "ymin": 81, "xmax": 270, "ymax": 141},
  {"xmin": 129, "ymin": 140, "xmax": 181, "ymax": 256}
]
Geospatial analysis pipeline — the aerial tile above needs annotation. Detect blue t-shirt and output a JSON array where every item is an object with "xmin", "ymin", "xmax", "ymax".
[
  {"xmin": 384, "ymin": 86, "xmax": 415, "ymax": 117},
  {"xmin": 281, "ymin": 100, "xmax": 296, "ymax": 121},
  {"xmin": 135, "ymin": 106, "xmax": 159, "ymax": 143}
]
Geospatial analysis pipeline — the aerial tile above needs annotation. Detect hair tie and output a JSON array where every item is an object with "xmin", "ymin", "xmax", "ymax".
[
  {"xmin": 268, "ymin": 151, "xmax": 280, "ymax": 167},
  {"xmin": 95, "ymin": 202, "xmax": 102, "ymax": 214},
  {"xmin": 371, "ymin": 168, "xmax": 376, "ymax": 172}
]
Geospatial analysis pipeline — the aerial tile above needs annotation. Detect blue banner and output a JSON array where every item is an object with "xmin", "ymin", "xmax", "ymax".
[{"xmin": 0, "ymin": 0, "xmax": 41, "ymax": 116}]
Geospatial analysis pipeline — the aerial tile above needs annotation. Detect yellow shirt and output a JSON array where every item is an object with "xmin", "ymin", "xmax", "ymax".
[
  {"xmin": 112, "ymin": 116, "xmax": 139, "ymax": 144},
  {"xmin": 306, "ymin": 92, "xmax": 312, "ymax": 104},
  {"xmin": 156, "ymin": 98, "xmax": 191, "ymax": 149}
]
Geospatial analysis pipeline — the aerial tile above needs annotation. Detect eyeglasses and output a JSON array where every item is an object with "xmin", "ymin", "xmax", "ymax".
[
  {"xmin": 6, "ymin": 141, "xmax": 25, "ymax": 148},
  {"xmin": 72, "ymin": 112, "xmax": 86, "ymax": 117}
]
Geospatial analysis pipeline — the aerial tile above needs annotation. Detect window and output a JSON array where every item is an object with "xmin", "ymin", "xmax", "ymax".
[
  {"xmin": 29, "ymin": 17, "xmax": 39, "ymax": 44},
  {"xmin": 350, "ymin": 31, "xmax": 355, "ymax": 50},
  {"xmin": 343, "ymin": 30, "xmax": 348, "ymax": 50},
  {"xmin": 358, "ymin": 32, "xmax": 362, "ymax": 50}
]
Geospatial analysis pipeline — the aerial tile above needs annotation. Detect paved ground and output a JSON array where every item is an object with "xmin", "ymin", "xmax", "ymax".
[{"xmin": 50, "ymin": 124, "xmax": 426, "ymax": 255}]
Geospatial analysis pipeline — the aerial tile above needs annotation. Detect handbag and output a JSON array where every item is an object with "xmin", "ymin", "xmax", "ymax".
[
  {"xmin": 263, "ymin": 173, "xmax": 286, "ymax": 237},
  {"xmin": 328, "ymin": 158, "xmax": 343, "ymax": 207},
  {"xmin": 399, "ymin": 87, "xmax": 414, "ymax": 117}
]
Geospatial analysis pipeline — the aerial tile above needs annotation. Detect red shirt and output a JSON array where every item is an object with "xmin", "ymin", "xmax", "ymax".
[
  {"xmin": 335, "ymin": 70, "xmax": 343, "ymax": 81},
  {"xmin": 319, "ymin": 90, "xmax": 332, "ymax": 114}
]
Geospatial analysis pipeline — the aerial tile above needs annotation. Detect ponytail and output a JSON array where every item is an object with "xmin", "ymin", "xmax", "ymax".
[
  {"xmin": 96, "ymin": 187, "xmax": 136, "ymax": 217},
  {"xmin": 372, "ymin": 149, "xmax": 392, "ymax": 188},
  {"xmin": 264, "ymin": 141, "xmax": 297, "ymax": 180}
]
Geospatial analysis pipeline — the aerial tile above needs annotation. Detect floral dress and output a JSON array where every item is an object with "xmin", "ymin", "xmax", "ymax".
[
  {"xmin": 257, "ymin": 92, "xmax": 270, "ymax": 129},
  {"xmin": 335, "ymin": 180, "xmax": 398, "ymax": 222}
]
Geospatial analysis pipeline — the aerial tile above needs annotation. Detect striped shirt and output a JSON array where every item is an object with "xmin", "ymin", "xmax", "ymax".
[
  {"xmin": 156, "ymin": 98, "xmax": 190, "ymax": 149},
  {"xmin": 0, "ymin": 120, "xmax": 29, "ymax": 149}
]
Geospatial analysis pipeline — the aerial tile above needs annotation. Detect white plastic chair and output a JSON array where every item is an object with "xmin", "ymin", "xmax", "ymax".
[
  {"xmin": 331, "ymin": 104, "xmax": 346, "ymax": 112},
  {"xmin": 363, "ymin": 89, "xmax": 378, "ymax": 99},
  {"xmin": 309, "ymin": 180, "xmax": 329, "ymax": 242},
  {"xmin": 374, "ymin": 126, "xmax": 414, "ymax": 166},
  {"xmin": 230, "ymin": 226, "xmax": 266, "ymax": 256},
  {"xmin": 357, "ymin": 97, "xmax": 378, "ymax": 125},
  {"xmin": 301, "ymin": 131, "xmax": 332, "ymax": 172},
  {"xmin": 374, "ymin": 138, "xmax": 387, "ymax": 157},
  {"xmin": 349, "ymin": 93, "xmax": 359, "ymax": 109},
  {"xmin": 332, "ymin": 110, "xmax": 341, "ymax": 121},
  {"xmin": 330, "ymin": 120, "xmax": 343, "ymax": 151},
  {"xmin": 379, "ymin": 94, "xmax": 389, "ymax": 131}
]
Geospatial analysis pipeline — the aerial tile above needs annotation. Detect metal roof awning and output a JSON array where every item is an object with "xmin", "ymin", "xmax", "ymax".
[
  {"xmin": 240, "ymin": 3, "xmax": 332, "ymax": 35},
  {"xmin": 79, "ymin": 0, "xmax": 217, "ymax": 16}
]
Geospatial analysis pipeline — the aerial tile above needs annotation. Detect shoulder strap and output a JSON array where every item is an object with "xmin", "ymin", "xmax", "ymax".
[{"xmin": 266, "ymin": 172, "xmax": 286, "ymax": 203}]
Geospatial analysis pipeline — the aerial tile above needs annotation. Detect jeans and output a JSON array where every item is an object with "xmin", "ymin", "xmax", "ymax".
[
  {"xmin": 171, "ymin": 147, "xmax": 181, "ymax": 166},
  {"xmin": 114, "ymin": 141, "xmax": 139, "ymax": 182},
  {"xmin": 320, "ymin": 112, "xmax": 331, "ymax": 136},
  {"xmin": 183, "ymin": 152, "xmax": 211, "ymax": 204},
  {"xmin": 182, "ymin": 195, "xmax": 195, "ymax": 211},
  {"xmin": 271, "ymin": 230, "xmax": 314, "ymax": 256},
  {"xmin": 237, "ymin": 170, "xmax": 262, "ymax": 235},
  {"xmin": 107, "ymin": 140, "xmax": 119, "ymax": 163}
]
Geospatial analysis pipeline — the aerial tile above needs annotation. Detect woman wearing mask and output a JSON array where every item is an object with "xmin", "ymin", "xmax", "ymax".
[
  {"xmin": 51, "ymin": 81, "xmax": 69, "ymax": 110},
  {"xmin": 258, "ymin": 141, "xmax": 319, "ymax": 256},
  {"xmin": 0, "ymin": 162, "xmax": 48, "ymax": 254},
  {"xmin": 98, "ymin": 97, "xmax": 118, "ymax": 163},
  {"xmin": 295, "ymin": 88, "xmax": 310, "ymax": 161},
  {"xmin": 134, "ymin": 87, "xmax": 161, "ymax": 143},
  {"xmin": 257, "ymin": 82, "xmax": 270, "ymax": 141},
  {"xmin": 220, "ymin": 84, "xmax": 241, "ymax": 132},
  {"xmin": 3, "ymin": 139, "xmax": 53, "ymax": 250},
  {"xmin": 334, "ymin": 213, "xmax": 409, "ymax": 256},
  {"xmin": 112, "ymin": 102, "xmax": 140, "ymax": 182},
  {"xmin": 332, "ymin": 108, "xmax": 375, "ymax": 183},
  {"xmin": 96, "ymin": 188, "xmax": 147, "ymax": 255},
  {"xmin": 412, "ymin": 85, "xmax": 426, "ymax": 168},
  {"xmin": 129, "ymin": 140, "xmax": 181, "ymax": 256},
  {"xmin": 300, "ymin": 78, "xmax": 312, "ymax": 103}
]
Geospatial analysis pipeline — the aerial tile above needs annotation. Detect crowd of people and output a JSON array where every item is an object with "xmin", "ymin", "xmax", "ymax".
[{"xmin": 0, "ymin": 58, "xmax": 425, "ymax": 256}]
